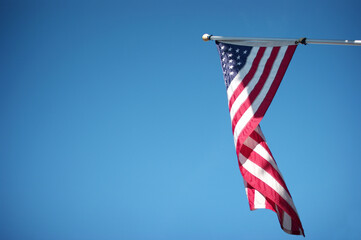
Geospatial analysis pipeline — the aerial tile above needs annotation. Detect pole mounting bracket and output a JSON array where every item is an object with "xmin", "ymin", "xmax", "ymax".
[{"xmin": 296, "ymin": 37, "xmax": 307, "ymax": 45}]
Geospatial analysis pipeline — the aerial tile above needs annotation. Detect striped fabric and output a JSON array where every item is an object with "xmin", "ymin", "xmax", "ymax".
[{"xmin": 215, "ymin": 40, "xmax": 304, "ymax": 236}]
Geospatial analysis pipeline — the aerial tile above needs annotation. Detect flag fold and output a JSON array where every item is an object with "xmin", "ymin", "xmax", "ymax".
[{"xmin": 215, "ymin": 40, "xmax": 304, "ymax": 236}]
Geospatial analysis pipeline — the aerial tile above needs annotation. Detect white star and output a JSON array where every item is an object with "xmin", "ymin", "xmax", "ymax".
[
  {"xmin": 221, "ymin": 46, "xmax": 225, "ymax": 50},
  {"xmin": 236, "ymin": 49, "xmax": 240, "ymax": 53},
  {"xmin": 222, "ymin": 57, "xmax": 226, "ymax": 62},
  {"xmin": 230, "ymin": 72, "xmax": 234, "ymax": 75},
  {"xmin": 243, "ymin": 50, "xmax": 247, "ymax": 54},
  {"xmin": 228, "ymin": 47, "xmax": 232, "ymax": 51},
  {"xmin": 237, "ymin": 55, "xmax": 240, "ymax": 60},
  {"xmin": 228, "ymin": 54, "xmax": 233, "ymax": 57},
  {"xmin": 237, "ymin": 62, "xmax": 242, "ymax": 65},
  {"xmin": 222, "ymin": 52, "xmax": 225, "ymax": 56},
  {"xmin": 229, "ymin": 65, "xmax": 234, "ymax": 69},
  {"xmin": 229, "ymin": 59, "xmax": 233, "ymax": 63}
]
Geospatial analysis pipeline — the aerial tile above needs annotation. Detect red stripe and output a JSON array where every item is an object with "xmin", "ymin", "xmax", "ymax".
[
  {"xmin": 246, "ymin": 185, "xmax": 255, "ymax": 210},
  {"xmin": 291, "ymin": 219, "xmax": 302, "ymax": 235},
  {"xmin": 228, "ymin": 47, "xmax": 266, "ymax": 110},
  {"xmin": 265, "ymin": 197, "xmax": 276, "ymax": 211}
]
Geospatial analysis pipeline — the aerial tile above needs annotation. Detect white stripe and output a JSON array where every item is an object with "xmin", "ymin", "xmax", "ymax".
[
  {"xmin": 226, "ymin": 47, "xmax": 259, "ymax": 101},
  {"xmin": 282, "ymin": 211, "xmax": 292, "ymax": 231},
  {"xmin": 253, "ymin": 189, "xmax": 266, "ymax": 209},
  {"xmin": 229, "ymin": 48, "xmax": 272, "ymax": 120},
  {"xmin": 238, "ymin": 152, "xmax": 297, "ymax": 212},
  {"xmin": 275, "ymin": 204, "xmax": 279, "ymax": 214},
  {"xmin": 219, "ymin": 40, "xmax": 296, "ymax": 47},
  {"xmin": 232, "ymin": 46, "xmax": 288, "ymax": 148},
  {"xmin": 243, "ymin": 137, "xmax": 280, "ymax": 173},
  {"xmin": 244, "ymin": 178, "xmax": 249, "ymax": 198}
]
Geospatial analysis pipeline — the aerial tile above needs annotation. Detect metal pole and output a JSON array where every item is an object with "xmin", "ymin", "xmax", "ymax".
[{"xmin": 202, "ymin": 33, "xmax": 361, "ymax": 46}]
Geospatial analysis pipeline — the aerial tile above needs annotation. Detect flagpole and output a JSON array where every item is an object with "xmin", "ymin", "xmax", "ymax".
[{"xmin": 202, "ymin": 33, "xmax": 361, "ymax": 46}]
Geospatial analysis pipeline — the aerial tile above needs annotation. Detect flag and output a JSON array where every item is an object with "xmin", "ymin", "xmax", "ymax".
[{"xmin": 215, "ymin": 40, "xmax": 304, "ymax": 236}]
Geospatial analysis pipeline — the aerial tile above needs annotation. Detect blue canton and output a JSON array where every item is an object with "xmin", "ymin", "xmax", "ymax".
[{"xmin": 216, "ymin": 41, "xmax": 252, "ymax": 90}]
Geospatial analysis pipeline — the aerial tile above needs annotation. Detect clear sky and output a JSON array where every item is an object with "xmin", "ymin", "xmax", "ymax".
[{"xmin": 1, "ymin": 0, "xmax": 361, "ymax": 239}]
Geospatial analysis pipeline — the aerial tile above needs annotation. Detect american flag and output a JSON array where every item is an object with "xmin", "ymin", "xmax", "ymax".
[{"xmin": 215, "ymin": 40, "xmax": 304, "ymax": 236}]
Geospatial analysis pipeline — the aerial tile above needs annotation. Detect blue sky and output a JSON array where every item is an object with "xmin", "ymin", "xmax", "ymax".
[{"xmin": 1, "ymin": 0, "xmax": 361, "ymax": 239}]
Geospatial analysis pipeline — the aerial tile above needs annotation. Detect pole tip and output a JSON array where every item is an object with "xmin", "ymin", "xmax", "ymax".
[{"xmin": 202, "ymin": 33, "xmax": 211, "ymax": 42}]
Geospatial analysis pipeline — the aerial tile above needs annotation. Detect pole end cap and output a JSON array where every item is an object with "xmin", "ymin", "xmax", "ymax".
[{"xmin": 202, "ymin": 33, "xmax": 211, "ymax": 41}]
